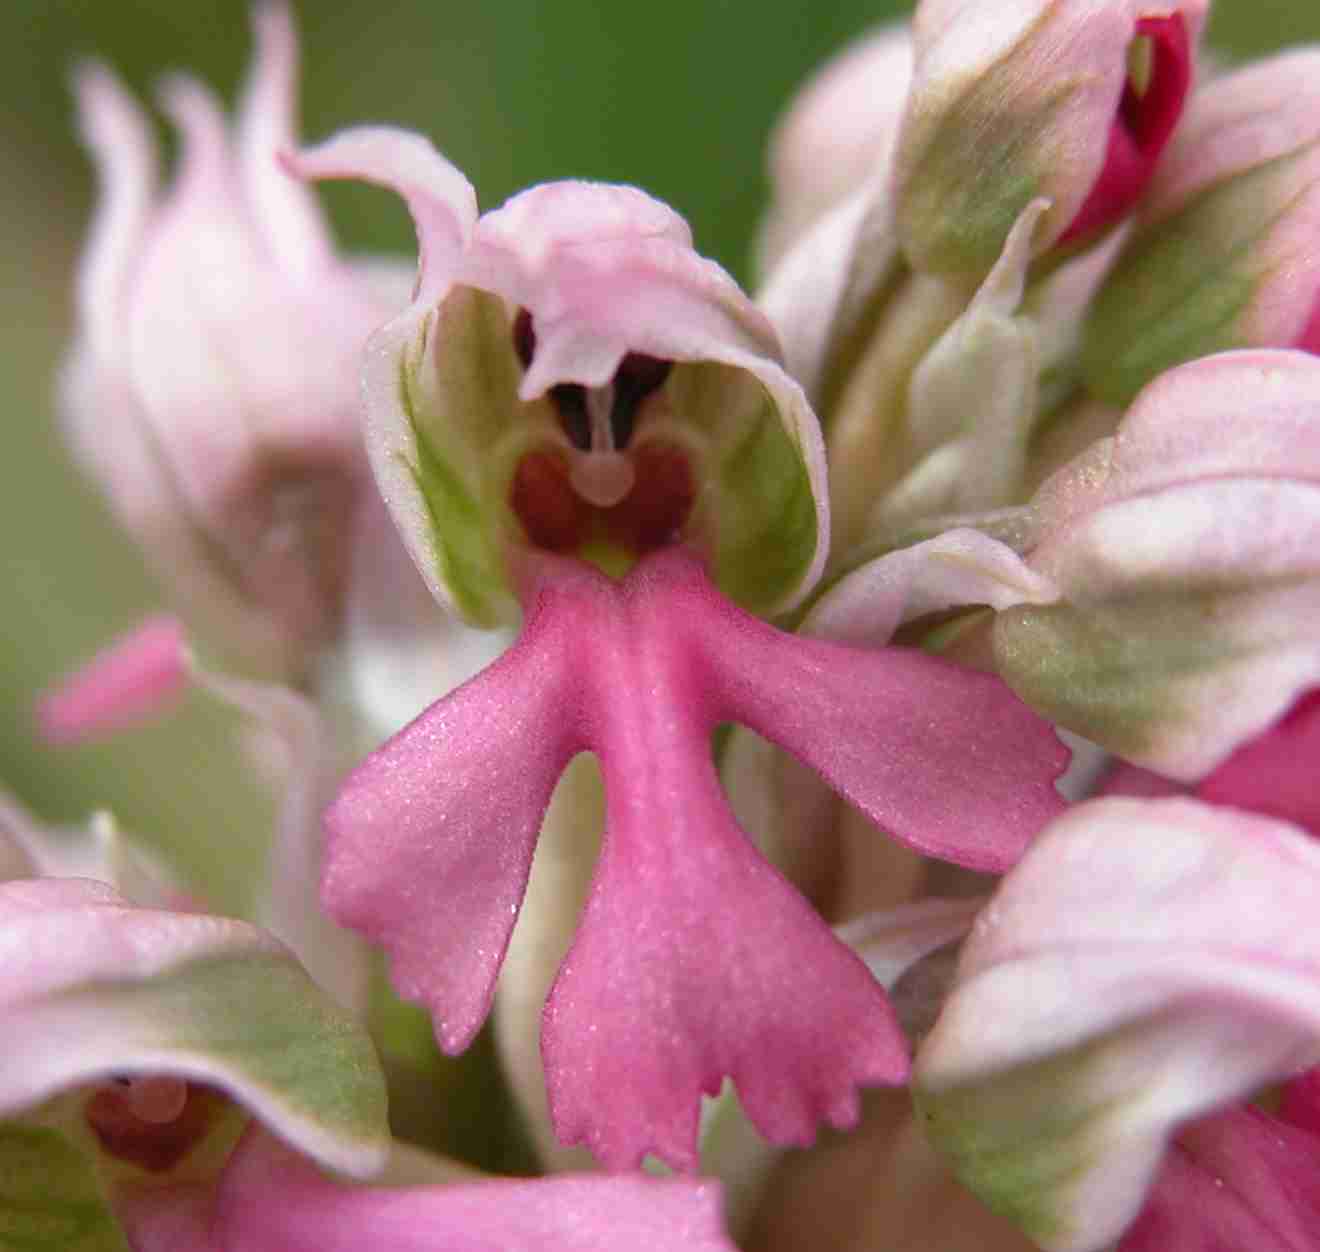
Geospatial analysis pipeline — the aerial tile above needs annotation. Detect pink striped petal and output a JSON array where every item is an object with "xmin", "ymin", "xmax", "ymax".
[{"xmin": 36, "ymin": 616, "xmax": 189, "ymax": 745}]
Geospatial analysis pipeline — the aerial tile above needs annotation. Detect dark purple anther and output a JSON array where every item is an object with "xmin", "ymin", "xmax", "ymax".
[{"xmin": 609, "ymin": 354, "xmax": 672, "ymax": 450}]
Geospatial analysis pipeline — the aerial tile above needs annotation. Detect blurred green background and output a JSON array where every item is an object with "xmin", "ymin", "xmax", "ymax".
[{"xmin": 2, "ymin": 0, "xmax": 1317, "ymax": 909}]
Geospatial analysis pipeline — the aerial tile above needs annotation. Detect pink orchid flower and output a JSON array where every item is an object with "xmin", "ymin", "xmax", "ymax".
[
  {"xmin": 63, "ymin": 3, "xmax": 409, "ymax": 679},
  {"xmin": 280, "ymin": 129, "xmax": 1070, "ymax": 1170}
]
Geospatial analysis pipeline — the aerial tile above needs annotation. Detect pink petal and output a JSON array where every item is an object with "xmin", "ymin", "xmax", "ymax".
[
  {"xmin": 236, "ymin": 1, "xmax": 334, "ymax": 276},
  {"xmin": 803, "ymin": 527, "xmax": 1059, "ymax": 649},
  {"xmin": 70, "ymin": 60, "xmax": 159, "ymax": 362},
  {"xmin": 1121, "ymin": 1105, "xmax": 1320, "ymax": 1252},
  {"xmin": 1059, "ymin": 14, "xmax": 1193, "ymax": 245},
  {"xmin": 682, "ymin": 559, "xmax": 1068, "ymax": 872},
  {"xmin": 211, "ymin": 1129, "xmax": 737, "ymax": 1252},
  {"xmin": 287, "ymin": 125, "xmax": 477, "ymax": 306},
  {"xmin": 321, "ymin": 596, "xmax": 580, "ymax": 1053},
  {"xmin": 36, "ymin": 615, "xmax": 189, "ymax": 745}
]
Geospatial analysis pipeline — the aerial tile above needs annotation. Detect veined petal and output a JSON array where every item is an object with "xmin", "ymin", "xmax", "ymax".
[
  {"xmin": 0, "ymin": 879, "xmax": 387, "ymax": 1178},
  {"xmin": 916, "ymin": 797, "xmax": 1320, "ymax": 1252}
]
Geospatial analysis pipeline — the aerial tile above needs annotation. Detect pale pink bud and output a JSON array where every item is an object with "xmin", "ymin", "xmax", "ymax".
[{"xmin": 894, "ymin": 0, "xmax": 1208, "ymax": 277}]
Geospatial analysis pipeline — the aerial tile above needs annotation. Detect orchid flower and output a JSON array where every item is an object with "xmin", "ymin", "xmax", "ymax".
[
  {"xmin": 893, "ymin": 0, "xmax": 1209, "ymax": 277},
  {"xmin": 282, "ymin": 126, "xmax": 1069, "ymax": 1171},
  {"xmin": 63, "ymin": 2, "xmax": 411, "ymax": 680},
  {"xmin": 0, "ymin": 795, "xmax": 390, "ymax": 1251}
]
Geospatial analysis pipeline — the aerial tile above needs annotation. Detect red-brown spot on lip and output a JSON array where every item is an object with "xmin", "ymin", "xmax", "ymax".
[
  {"xmin": 604, "ymin": 442, "xmax": 695, "ymax": 553},
  {"xmin": 85, "ymin": 1080, "xmax": 222, "ymax": 1173},
  {"xmin": 511, "ymin": 449, "xmax": 592, "ymax": 551}
]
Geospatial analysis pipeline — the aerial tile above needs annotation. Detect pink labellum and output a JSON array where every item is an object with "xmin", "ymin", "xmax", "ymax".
[
  {"xmin": 1060, "ymin": 14, "xmax": 1192, "ymax": 246},
  {"xmin": 324, "ymin": 547, "xmax": 1067, "ymax": 1170},
  {"xmin": 36, "ymin": 615, "xmax": 188, "ymax": 745}
]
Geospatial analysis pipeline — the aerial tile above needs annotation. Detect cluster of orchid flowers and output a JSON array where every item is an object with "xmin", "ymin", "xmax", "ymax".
[{"xmin": 12, "ymin": 0, "xmax": 1320, "ymax": 1247}]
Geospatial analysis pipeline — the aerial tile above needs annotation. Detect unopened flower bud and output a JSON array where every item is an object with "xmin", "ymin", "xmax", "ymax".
[
  {"xmin": 63, "ymin": 6, "xmax": 406, "ymax": 678},
  {"xmin": 1082, "ymin": 47, "xmax": 1320, "ymax": 405},
  {"xmin": 893, "ymin": 0, "xmax": 1207, "ymax": 278}
]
